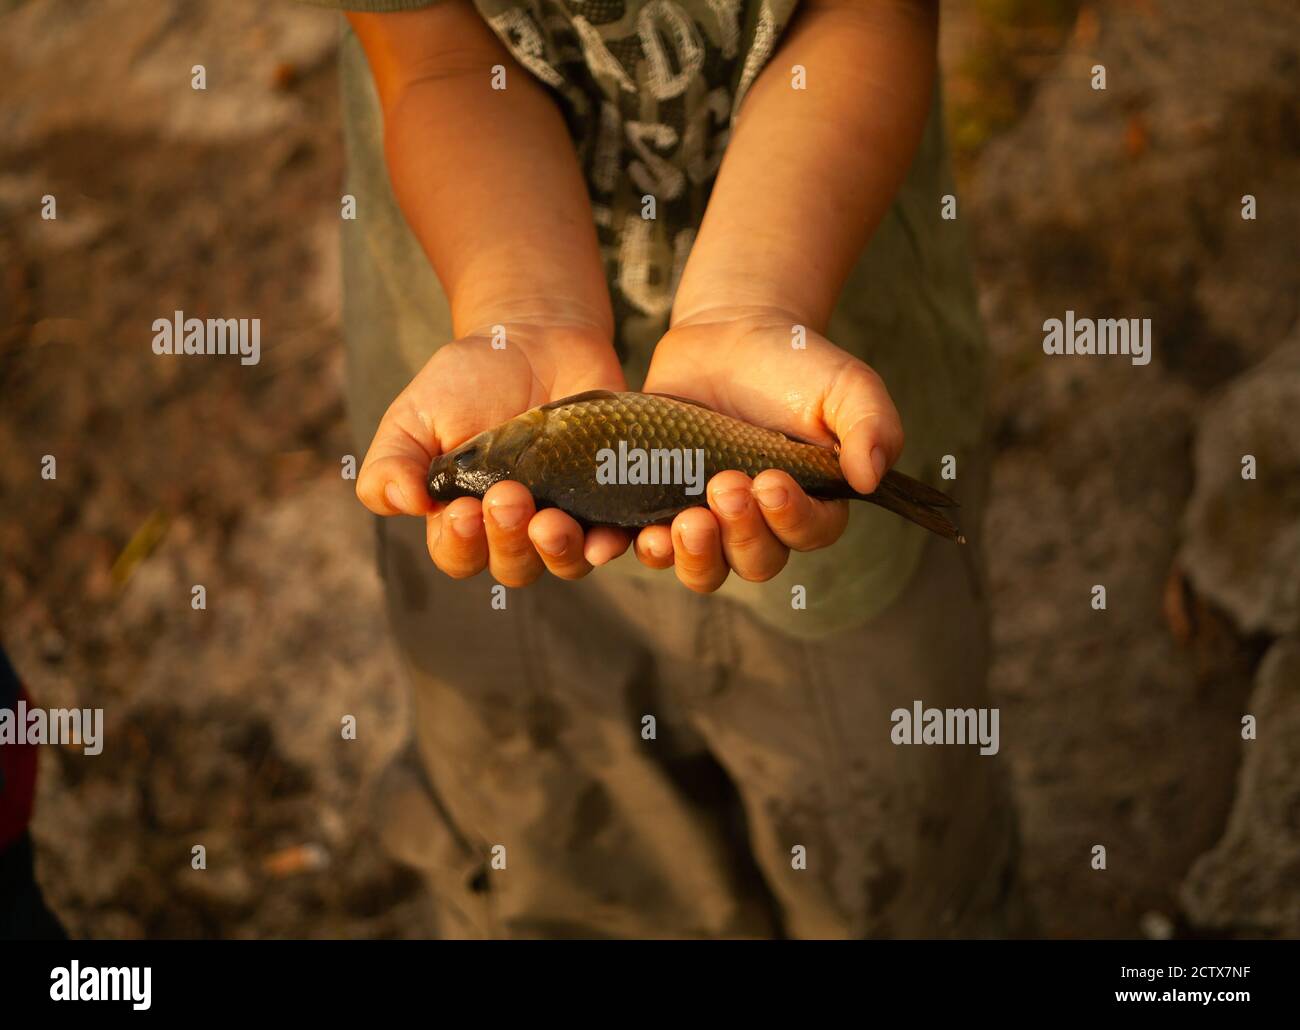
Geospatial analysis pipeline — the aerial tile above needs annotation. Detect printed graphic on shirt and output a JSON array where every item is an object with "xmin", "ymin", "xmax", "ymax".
[{"xmin": 473, "ymin": 0, "xmax": 798, "ymax": 360}]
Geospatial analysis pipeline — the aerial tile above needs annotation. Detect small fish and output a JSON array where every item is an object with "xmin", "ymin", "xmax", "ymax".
[{"xmin": 427, "ymin": 391, "xmax": 965, "ymax": 542}]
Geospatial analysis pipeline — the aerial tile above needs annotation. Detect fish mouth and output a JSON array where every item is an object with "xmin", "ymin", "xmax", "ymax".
[
  {"xmin": 426, "ymin": 447, "xmax": 503, "ymax": 502},
  {"xmin": 426, "ymin": 454, "xmax": 463, "ymax": 501}
]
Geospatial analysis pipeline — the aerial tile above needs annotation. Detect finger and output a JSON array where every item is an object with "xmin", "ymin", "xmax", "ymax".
[
  {"xmin": 584, "ymin": 526, "xmax": 632, "ymax": 567},
  {"xmin": 707, "ymin": 471, "xmax": 788, "ymax": 582},
  {"xmin": 824, "ymin": 360, "xmax": 904, "ymax": 494},
  {"xmin": 670, "ymin": 508, "xmax": 728, "ymax": 593},
  {"xmin": 429, "ymin": 496, "xmax": 488, "ymax": 578},
  {"xmin": 358, "ymin": 453, "xmax": 436, "ymax": 516},
  {"xmin": 634, "ymin": 525, "xmax": 675, "ymax": 570},
  {"xmin": 751, "ymin": 470, "xmax": 849, "ymax": 552},
  {"xmin": 358, "ymin": 406, "xmax": 438, "ymax": 516},
  {"xmin": 482, "ymin": 481, "xmax": 544, "ymax": 587},
  {"xmin": 527, "ymin": 508, "xmax": 592, "ymax": 580}
]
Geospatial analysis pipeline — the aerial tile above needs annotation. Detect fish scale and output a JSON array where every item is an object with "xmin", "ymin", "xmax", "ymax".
[
  {"xmin": 426, "ymin": 390, "xmax": 965, "ymax": 542},
  {"xmin": 538, "ymin": 391, "xmax": 844, "ymax": 486}
]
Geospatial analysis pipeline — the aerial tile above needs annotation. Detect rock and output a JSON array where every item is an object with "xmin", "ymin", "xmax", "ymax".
[
  {"xmin": 972, "ymin": 0, "xmax": 1300, "ymax": 390},
  {"xmin": 986, "ymin": 377, "xmax": 1255, "ymax": 937},
  {"xmin": 1180, "ymin": 337, "xmax": 1300, "ymax": 636},
  {"xmin": 1139, "ymin": 910, "xmax": 1175, "ymax": 940},
  {"xmin": 0, "ymin": 0, "xmax": 339, "ymax": 147},
  {"xmin": 176, "ymin": 860, "xmax": 255, "ymax": 912},
  {"xmin": 28, "ymin": 478, "xmax": 417, "ymax": 937},
  {"xmin": 1180, "ymin": 637, "xmax": 1300, "ymax": 937},
  {"xmin": 38, "ymin": 626, "xmax": 65, "ymax": 663},
  {"xmin": 263, "ymin": 842, "xmax": 331, "ymax": 878}
]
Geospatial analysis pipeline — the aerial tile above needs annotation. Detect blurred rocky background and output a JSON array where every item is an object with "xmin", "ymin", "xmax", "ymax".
[{"xmin": 1, "ymin": 0, "xmax": 1297, "ymax": 937}]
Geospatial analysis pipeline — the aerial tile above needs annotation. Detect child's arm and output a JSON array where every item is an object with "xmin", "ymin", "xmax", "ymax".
[
  {"xmin": 350, "ymin": 4, "xmax": 631, "ymax": 585},
  {"xmin": 675, "ymin": 0, "xmax": 936, "ymax": 333},
  {"xmin": 348, "ymin": 4, "xmax": 612, "ymax": 337},
  {"xmin": 637, "ymin": 0, "xmax": 937, "ymax": 591}
]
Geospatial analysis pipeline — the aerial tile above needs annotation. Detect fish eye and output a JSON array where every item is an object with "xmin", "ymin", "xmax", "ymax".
[{"xmin": 454, "ymin": 446, "xmax": 479, "ymax": 469}]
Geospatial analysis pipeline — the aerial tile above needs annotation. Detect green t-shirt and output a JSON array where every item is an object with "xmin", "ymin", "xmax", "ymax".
[{"xmin": 306, "ymin": 0, "xmax": 986, "ymax": 637}]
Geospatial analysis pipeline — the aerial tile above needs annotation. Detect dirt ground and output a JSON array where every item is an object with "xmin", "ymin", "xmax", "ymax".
[{"xmin": 1, "ymin": 0, "xmax": 1297, "ymax": 938}]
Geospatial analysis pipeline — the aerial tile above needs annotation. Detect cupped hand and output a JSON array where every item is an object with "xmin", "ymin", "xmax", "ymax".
[
  {"xmin": 636, "ymin": 307, "xmax": 904, "ymax": 593},
  {"xmin": 356, "ymin": 323, "xmax": 633, "ymax": 585}
]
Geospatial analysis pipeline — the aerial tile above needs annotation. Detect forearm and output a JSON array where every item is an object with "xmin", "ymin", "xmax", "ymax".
[
  {"xmin": 671, "ymin": 0, "xmax": 938, "ymax": 331},
  {"xmin": 349, "ymin": 5, "xmax": 613, "ymax": 338}
]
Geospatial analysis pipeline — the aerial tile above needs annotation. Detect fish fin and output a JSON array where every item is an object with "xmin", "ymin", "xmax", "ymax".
[
  {"xmin": 540, "ymin": 389, "xmax": 622, "ymax": 410},
  {"xmin": 646, "ymin": 391, "xmax": 716, "ymax": 411},
  {"xmin": 862, "ymin": 470, "xmax": 966, "ymax": 544},
  {"xmin": 878, "ymin": 468, "xmax": 961, "ymax": 509}
]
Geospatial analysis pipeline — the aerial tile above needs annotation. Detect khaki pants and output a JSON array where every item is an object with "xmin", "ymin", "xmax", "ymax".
[{"xmin": 367, "ymin": 456, "xmax": 1025, "ymax": 938}]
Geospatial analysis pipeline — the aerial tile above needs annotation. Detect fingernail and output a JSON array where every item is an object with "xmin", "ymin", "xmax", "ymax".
[
  {"xmin": 488, "ymin": 503, "xmax": 527, "ymax": 530},
  {"xmin": 535, "ymin": 533, "xmax": 567, "ymax": 556},
  {"xmin": 645, "ymin": 536, "xmax": 671, "ymax": 559},
  {"xmin": 448, "ymin": 510, "xmax": 482, "ymax": 539},
  {"xmin": 678, "ymin": 524, "xmax": 713, "ymax": 555},
  {"xmin": 713, "ymin": 489, "xmax": 749, "ymax": 518},
  {"xmin": 754, "ymin": 484, "xmax": 788, "ymax": 511},
  {"xmin": 385, "ymin": 482, "xmax": 406, "ymax": 512},
  {"xmin": 870, "ymin": 447, "xmax": 888, "ymax": 486}
]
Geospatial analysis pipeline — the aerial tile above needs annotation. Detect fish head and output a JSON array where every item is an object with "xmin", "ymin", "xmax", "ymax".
[{"xmin": 426, "ymin": 407, "xmax": 545, "ymax": 502}]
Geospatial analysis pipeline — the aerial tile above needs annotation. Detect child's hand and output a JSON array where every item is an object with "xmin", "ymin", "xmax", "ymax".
[
  {"xmin": 637, "ymin": 308, "xmax": 904, "ymax": 593},
  {"xmin": 356, "ymin": 324, "xmax": 633, "ymax": 586},
  {"xmin": 620, "ymin": 0, "xmax": 933, "ymax": 595},
  {"xmin": 348, "ymin": 4, "xmax": 629, "ymax": 587}
]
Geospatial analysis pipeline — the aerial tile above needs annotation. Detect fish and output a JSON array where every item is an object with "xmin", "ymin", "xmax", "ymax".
[{"xmin": 426, "ymin": 390, "xmax": 965, "ymax": 543}]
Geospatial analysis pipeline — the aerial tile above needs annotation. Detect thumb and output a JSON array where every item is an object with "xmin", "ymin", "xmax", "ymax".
[
  {"xmin": 824, "ymin": 361, "xmax": 904, "ymax": 495},
  {"xmin": 357, "ymin": 404, "xmax": 439, "ymax": 516}
]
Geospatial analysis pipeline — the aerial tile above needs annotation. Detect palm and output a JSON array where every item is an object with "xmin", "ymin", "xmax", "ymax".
[
  {"xmin": 643, "ymin": 321, "xmax": 880, "ymax": 461},
  {"xmin": 620, "ymin": 315, "xmax": 904, "ymax": 593},
  {"xmin": 358, "ymin": 325, "xmax": 626, "ymax": 511},
  {"xmin": 355, "ymin": 322, "xmax": 633, "ymax": 586},
  {"xmin": 406, "ymin": 329, "xmax": 624, "ymax": 461}
]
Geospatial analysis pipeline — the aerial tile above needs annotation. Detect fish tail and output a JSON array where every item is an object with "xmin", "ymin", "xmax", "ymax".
[{"xmin": 858, "ymin": 470, "xmax": 966, "ymax": 544}]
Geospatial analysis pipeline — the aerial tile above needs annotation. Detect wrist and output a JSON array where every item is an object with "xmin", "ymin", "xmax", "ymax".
[
  {"xmin": 671, "ymin": 292, "xmax": 826, "ymax": 336},
  {"xmin": 457, "ymin": 318, "xmax": 612, "ymax": 355},
  {"xmin": 648, "ymin": 306, "xmax": 824, "ymax": 403},
  {"xmin": 669, "ymin": 303, "xmax": 808, "ymax": 334},
  {"xmin": 453, "ymin": 294, "xmax": 614, "ymax": 347},
  {"xmin": 662, "ymin": 304, "xmax": 817, "ymax": 359}
]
